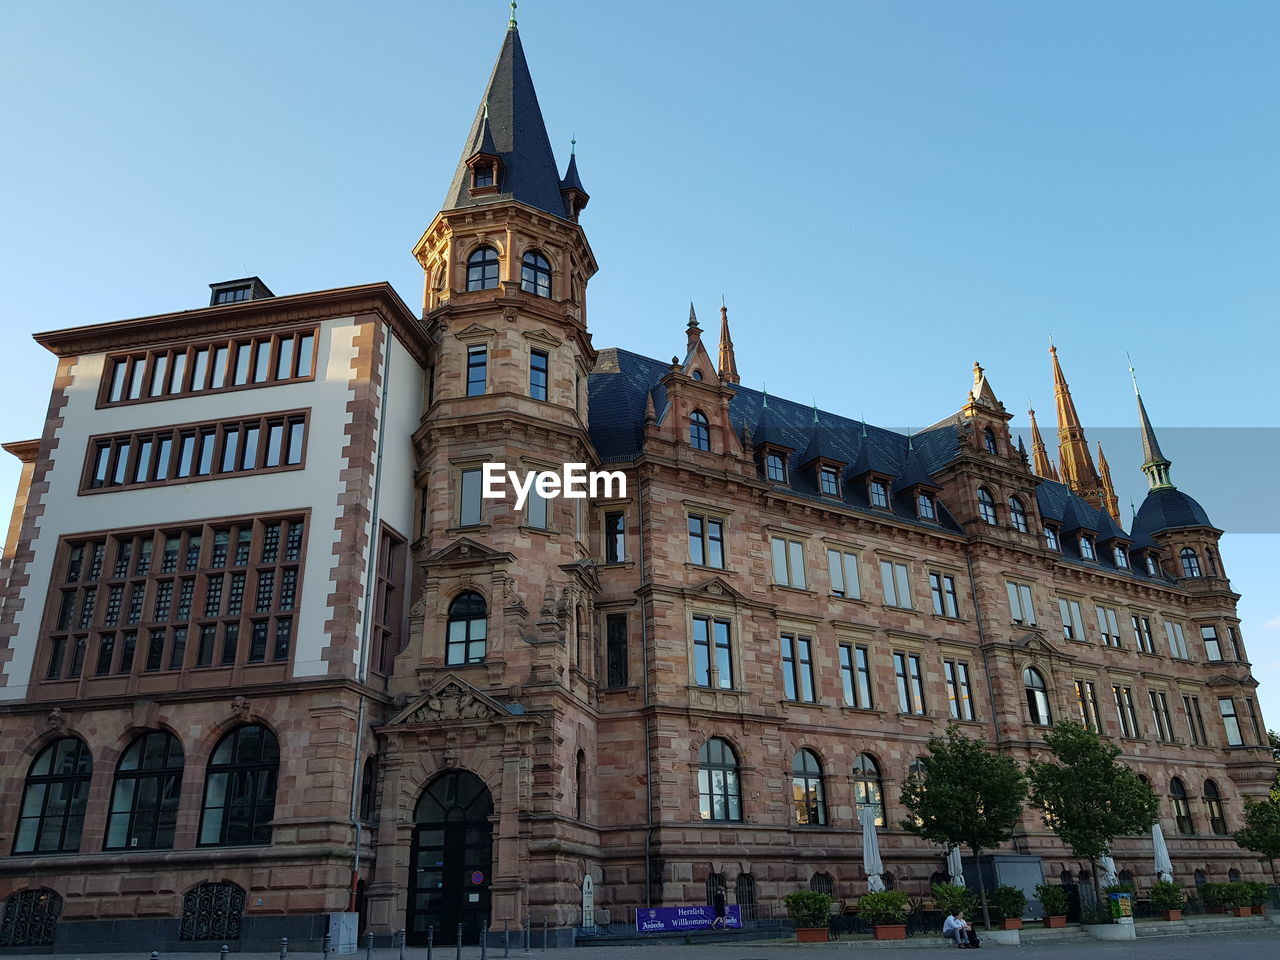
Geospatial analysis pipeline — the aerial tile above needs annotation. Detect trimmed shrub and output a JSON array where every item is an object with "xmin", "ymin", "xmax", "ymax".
[
  {"xmin": 783, "ymin": 890, "xmax": 834, "ymax": 928},
  {"xmin": 1035, "ymin": 883, "xmax": 1069, "ymax": 917},
  {"xmin": 857, "ymin": 890, "xmax": 910, "ymax": 926},
  {"xmin": 991, "ymin": 884, "xmax": 1028, "ymax": 922},
  {"xmin": 1149, "ymin": 880, "xmax": 1185, "ymax": 911}
]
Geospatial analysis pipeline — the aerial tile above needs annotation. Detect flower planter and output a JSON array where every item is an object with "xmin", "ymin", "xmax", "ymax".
[
  {"xmin": 1044, "ymin": 915, "xmax": 1066, "ymax": 928},
  {"xmin": 795, "ymin": 927, "xmax": 829, "ymax": 943},
  {"xmin": 1162, "ymin": 910, "xmax": 1182, "ymax": 921},
  {"xmin": 999, "ymin": 918, "xmax": 1022, "ymax": 930},
  {"xmin": 1253, "ymin": 906, "xmax": 1267, "ymax": 916},
  {"xmin": 873, "ymin": 924, "xmax": 907, "ymax": 940},
  {"xmin": 1233, "ymin": 906, "xmax": 1251, "ymax": 918}
]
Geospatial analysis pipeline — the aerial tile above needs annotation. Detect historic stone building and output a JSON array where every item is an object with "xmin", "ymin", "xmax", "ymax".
[{"xmin": 0, "ymin": 19, "xmax": 1272, "ymax": 953}]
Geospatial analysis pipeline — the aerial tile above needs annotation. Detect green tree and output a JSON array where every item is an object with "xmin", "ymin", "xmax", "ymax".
[
  {"xmin": 899, "ymin": 725, "xmax": 1028, "ymax": 929},
  {"xmin": 1268, "ymin": 729, "xmax": 1280, "ymax": 766},
  {"xmin": 1027, "ymin": 722, "xmax": 1159, "ymax": 897},
  {"xmin": 1234, "ymin": 791, "xmax": 1280, "ymax": 883}
]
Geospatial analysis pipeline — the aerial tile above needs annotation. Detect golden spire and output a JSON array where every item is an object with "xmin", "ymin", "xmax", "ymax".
[
  {"xmin": 1027, "ymin": 407, "xmax": 1054, "ymax": 479},
  {"xmin": 717, "ymin": 297, "xmax": 740, "ymax": 384},
  {"xmin": 1096, "ymin": 442, "xmax": 1121, "ymax": 523},
  {"xmin": 1049, "ymin": 344, "xmax": 1100, "ymax": 501}
]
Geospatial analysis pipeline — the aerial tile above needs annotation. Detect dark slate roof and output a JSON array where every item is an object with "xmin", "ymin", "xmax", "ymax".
[
  {"xmin": 1035, "ymin": 479, "xmax": 1171, "ymax": 582},
  {"xmin": 560, "ymin": 152, "xmax": 585, "ymax": 193},
  {"xmin": 443, "ymin": 27, "xmax": 569, "ymax": 219},
  {"xmin": 1132, "ymin": 488, "xmax": 1214, "ymax": 537}
]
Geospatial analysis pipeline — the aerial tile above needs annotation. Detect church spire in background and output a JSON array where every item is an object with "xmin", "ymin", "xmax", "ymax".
[
  {"xmin": 717, "ymin": 299, "xmax": 740, "ymax": 384},
  {"xmin": 1050, "ymin": 344, "xmax": 1101, "ymax": 504},
  {"xmin": 1027, "ymin": 406, "xmax": 1057, "ymax": 480}
]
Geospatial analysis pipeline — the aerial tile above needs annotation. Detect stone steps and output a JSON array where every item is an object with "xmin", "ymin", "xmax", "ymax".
[{"xmin": 1134, "ymin": 915, "xmax": 1273, "ymax": 938}]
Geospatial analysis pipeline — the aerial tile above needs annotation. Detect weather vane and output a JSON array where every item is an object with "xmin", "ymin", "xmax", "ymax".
[{"xmin": 510, "ymin": 1, "xmax": 518, "ymax": 28}]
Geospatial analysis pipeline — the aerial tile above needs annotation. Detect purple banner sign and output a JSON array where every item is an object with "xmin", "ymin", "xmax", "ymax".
[{"xmin": 635, "ymin": 905, "xmax": 742, "ymax": 932}]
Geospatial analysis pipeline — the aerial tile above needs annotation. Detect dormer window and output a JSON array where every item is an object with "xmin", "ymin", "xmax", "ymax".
[
  {"xmin": 472, "ymin": 162, "xmax": 494, "ymax": 188},
  {"xmin": 766, "ymin": 454, "xmax": 787, "ymax": 483},
  {"xmin": 1144, "ymin": 554, "xmax": 1158, "ymax": 577},
  {"xmin": 1044, "ymin": 526, "xmax": 1059, "ymax": 551},
  {"xmin": 819, "ymin": 466, "xmax": 839, "ymax": 496},
  {"xmin": 983, "ymin": 427, "xmax": 999, "ymax": 455},
  {"xmin": 213, "ymin": 285, "xmax": 251, "ymax": 304},
  {"xmin": 689, "ymin": 410, "xmax": 710, "ymax": 451},
  {"xmin": 1009, "ymin": 496, "xmax": 1029, "ymax": 533},
  {"xmin": 917, "ymin": 493, "xmax": 935, "ymax": 520},
  {"xmin": 977, "ymin": 487, "xmax": 997, "ymax": 525},
  {"xmin": 1113, "ymin": 546, "xmax": 1130, "ymax": 569},
  {"xmin": 520, "ymin": 251, "xmax": 551, "ymax": 297},
  {"xmin": 1080, "ymin": 535, "xmax": 1096, "ymax": 561},
  {"xmin": 466, "ymin": 246, "xmax": 500, "ymax": 291},
  {"xmin": 869, "ymin": 480, "xmax": 889, "ymax": 509},
  {"xmin": 1180, "ymin": 548, "xmax": 1201, "ymax": 578}
]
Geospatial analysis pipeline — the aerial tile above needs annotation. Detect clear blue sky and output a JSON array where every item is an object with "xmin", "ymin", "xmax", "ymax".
[{"xmin": 2, "ymin": 1, "xmax": 1276, "ymax": 726}]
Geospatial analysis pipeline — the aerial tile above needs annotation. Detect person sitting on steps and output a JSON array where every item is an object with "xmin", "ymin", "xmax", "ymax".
[{"xmin": 943, "ymin": 908, "xmax": 979, "ymax": 948}]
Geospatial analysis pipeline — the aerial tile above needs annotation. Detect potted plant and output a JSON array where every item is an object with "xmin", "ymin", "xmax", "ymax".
[
  {"xmin": 932, "ymin": 882, "xmax": 975, "ymax": 919},
  {"xmin": 858, "ymin": 890, "xmax": 910, "ymax": 940},
  {"xmin": 783, "ymin": 890, "xmax": 834, "ymax": 942},
  {"xmin": 1225, "ymin": 881, "xmax": 1251, "ymax": 917},
  {"xmin": 1035, "ymin": 883, "xmax": 1068, "ymax": 927},
  {"xmin": 1245, "ymin": 881, "xmax": 1269, "ymax": 915},
  {"xmin": 991, "ymin": 884, "xmax": 1028, "ymax": 930},
  {"xmin": 1200, "ymin": 882, "xmax": 1227, "ymax": 914},
  {"xmin": 1149, "ymin": 880, "xmax": 1185, "ymax": 921}
]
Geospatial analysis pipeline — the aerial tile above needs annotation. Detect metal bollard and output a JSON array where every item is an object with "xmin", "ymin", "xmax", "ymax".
[
  {"xmin": 149, "ymin": 953, "xmax": 160, "ymax": 960},
  {"xmin": 323, "ymin": 933, "xmax": 332, "ymax": 956},
  {"xmin": 220, "ymin": 945, "xmax": 229, "ymax": 960},
  {"xmin": 398, "ymin": 929, "xmax": 406, "ymax": 960},
  {"xmin": 523, "ymin": 915, "xmax": 531, "ymax": 955},
  {"xmin": 504, "ymin": 918, "xmax": 510, "ymax": 958},
  {"xmin": 280, "ymin": 936, "xmax": 288, "ymax": 959},
  {"xmin": 366, "ymin": 931, "xmax": 374, "ymax": 960},
  {"xmin": 427, "ymin": 924, "xmax": 434, "ymax": 960},
  {"xmin": 541, "ymin": 918, "xmax": 547, "ymax": 952},
  {"xmin": 455, "ymin": 923, "xmax": 462, "ymax": 960},
  {"xmin": 480, "ymin": 921, "xmax": 488, "ymax": 960}
]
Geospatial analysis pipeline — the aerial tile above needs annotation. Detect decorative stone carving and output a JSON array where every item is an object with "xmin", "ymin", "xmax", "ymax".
[
  {"xmin": 47, "ymin": 708, "xmax": 65, "ymax": 732},
  {"xmin": 231, "ymin": 696, "xmax": 251, "ymax": 719},
  {"xmin": 401, "ymin": 682, "xmax": 498, "ymax": 724}
]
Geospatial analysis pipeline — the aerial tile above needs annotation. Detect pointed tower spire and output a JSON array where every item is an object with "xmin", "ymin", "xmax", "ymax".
[
  {"xmin": 443, "ymin": 23, "xmax": 568, "ymax": 218},
  {"xmin": 1096, "ymin": 442, "xmax": 1121, "ymax": 522},
  {"xmin": 559, "ymin": 137, "xmax": 589, "ymax": 221},
  {"xmin": 1027, "ymin": 407, "xmax": 1054, "ymax": 479},
  {"xmin": 1050, "ymin": 344, "xmax": 1101, "ymax": 503},
  {"xmin": 1130, "ymin": 362, "xmax": 1174, "ymax": 491},
  {"xmin": 717, "ymin": 300, "xmax": 740, "ymax": 384}
]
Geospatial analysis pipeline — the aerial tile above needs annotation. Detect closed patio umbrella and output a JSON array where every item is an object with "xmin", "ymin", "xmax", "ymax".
[
  {"xmin": 1100, "ymin": 855, "xmax": 1120, "ymax": 887},
  {"xmin": 947, "ymin": 846, "xmax": 965, "ymax": 887},
  {"xmin": 1152, "ymin": 823, "xmax": 1174, "ymax": 883},
  {"xmin": 860, "ymin": 805, "xmax": 886, "ymax": 893}
]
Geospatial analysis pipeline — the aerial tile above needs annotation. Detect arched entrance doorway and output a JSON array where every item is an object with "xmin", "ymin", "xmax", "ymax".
[{"xmin": 407, "ymin": 770, "xmax": 493, "ymax": 946}]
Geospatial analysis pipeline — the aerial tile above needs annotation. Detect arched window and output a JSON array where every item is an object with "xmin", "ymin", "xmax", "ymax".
[
  {"xmin": 705, "ymin": 872, "xmax": 726, "ymax": 906},
  {"xmin": 736, "ymin": 873, "xmax": 758, "ymax": 922},
  {"xmin": 689, "ymin": 410, "xmax": 710, "ymax": 451},
  {"xmin": 0, "ymin": 888, "xmax": 62, "ymax": 946},
  {"xmin": 977, "ymin": 488, "xmax": 997, "ymax": 525},
  {"xmin": 105, "ymin": 730, "xmax": 183, "ymax": 850},
  {"xmin": 1193, "ymin": 869, "xmax": 1207, "ymax": 887},
  {"xmin": 1118, "ymin": 869, "xmax": 1134, "ymax": 886},
  {"xmin": 853, "ymin": 753, "xmax": 885, "ymax": 826},
  {"xmin": 984, "ymin": 428, "xmax": 999, "ymax": 455},
  {"xmin": 698, "ymin": 738, "xmax": 742, "ymax": 822},
  {"xmin": 14, "ymin": 737, "xmax": 92, "ymax": 854},
  {"xmin": 1180, "ymin": 548, "xmax": 1201, "ymax": 578},
  {"xmin": 1170, "ymin": 777, "xmax": 1194, "ymax": 835},
  {"xmin": 520, "ymin": 251, "xmax": 552, "ymax": 298},
  {"xmin": 199, "ymin": 724, "xmax": 279, "ymax": 846},
  {"xmin": 446, "ymin": 591, "xmax": 488, "ymax": 665},
  {"xmin": 1009, "ymin": 496, "xmax": 1029, "ymax": 533},
  {"xmin": 791, "ymin": 749, "xmax": 826, "ymax": 826},
  {"xmin": 359, "ymin": 755, "xmax": 378, "ymax": 822},
  {"xmin": 1204, "ymin": 780, "xmax": 1227, "ymax": 835},
  {"xmin": 575, "ymin": 749, "xmax": 586, "ymax": 821},
  {"xmin": 810, "ymin": 872, "xmax": 835, "ymax": 895},
  {"xmin": 1228, "ymin": 868, "xmax": 1242, "ymax": 883},
  {"xmin": 466, "ymin": 246, "xmax": 500, "ymax": 291},
  {"xmin": 1023, "ymin": 668, "xmax": 1052, "ymax": 726}
]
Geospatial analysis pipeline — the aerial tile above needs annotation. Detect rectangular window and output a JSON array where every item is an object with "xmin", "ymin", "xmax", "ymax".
[
  {"xmin": 1113, "ymin": 685, "xmax": 1140, "ymax": 738},
  {"xmin": 466, "ymin": 345, "xmax": 488, "ymax": 396},
  {"xmin": 1058, "ymin": 598, "xmax": 1084, "ymax": 640},
  {"xmin": 371, "ymin": 526, "xmax": 406, "ymax": 674},
  {"xmin": 1131, "ymin": 615, "xmax": 1156, "ymax": 654},
  {"xmin": 459, "ymin": 468, "xmax": 483, "ymax": 526},
  {"xmin": 604, "ymin": 511, "xmax": 625, "ymax": 564},
  {"xmin": 1219, "ymin": 697, "xmax": 1243, "ymax": 746},
  {"xmin": 606, "ymin": 614, "xmax": 628, "ymax": 688},
  {"xmin": 1150, "ymin": 691, "xmax": 1174, "ymax": 742},
  {"xmin": 527, "ymin": 479, "xmax": 550, "ymax": 529},
  {"xmin": 944, "ymin": 659, "xmax": 974, "ymax": 720},
  {"xmin": 1006, "ymin": 581, "xmax": 1036, "ymax": 625},
  {"xmin": 819, "ymin": 467, "xmax": 839, "ymax": 496},
  {"xmin": 1201, "ymin": 625, "xmax": 1223, "ymax": 661},
  {"xmin": 529, "ymin": 349, "xmax": 549, "ymax": 400},
  {"xmin": 82, "ymin": 412, "xmax": 307, "ymax": 493},
  {"xmin": 1246, "ymin": 698, "xmax": 1262, "ymax": 744},
  {"xmin": 894, "ymin": 652, "xmax": 926, "ymax": 715},
  {"xmin": 1095, "ymin": 605, "xmax": 1122, "ymax": 647},
  {"xmin": 869, "ymin": 479, "xmax": 889, "ymax": 508},
  {"xmin": 692, "ymin": 616, "xmax": 733, "ymax": 689},
  {"xmin": 930, "ymin": 572, "xmax": 959, "ymax": 618},
  {"xmin": 827, "ymin": 549, "xmax": 860, "ymax": 599},
  {"xmin": 917, "ymin": 493, "xmax": 936, "ymax": 520},
  {"xmin": 765, "ymin": 453, "xmax": 787, "ymax": 482},
  {"xmin": 687, "ymin": 514, "xmax": 725, "ymax": 568},
  {"xmin": 771, "ymin": 537, "xmax": 807, "ymax": 588},
  {"xmin": 40, "ymin": 516, "xmax": 304, "ymax": 681},
  {"xmin": 1228, "ymin": 626, "xmax": 1243, "ymax": 660},
  {"xmin": 1075, "ymin": 679, "xmax": 1100, "ymax": 731},
  {"xmin": 839, "ymin": 643, "xmax": 873, "ymax": 709},
  {"xmin": 881, "ymin": 561, "xmax": 912, "ymax": 609},
  {"xmin": 99, "ymin": 328, "xmax": 317, "ymax": 405},
  {"xmin": 780, "ymin": 633, "xmax": 816, "ymax": 702},
  {"xmin": 1183, "ymin": 694, "xmax": 1207, "ymax": 745},
  {"xmin": 1165, "ymin": 621, "xmax": 1190, "ymax": 659}
]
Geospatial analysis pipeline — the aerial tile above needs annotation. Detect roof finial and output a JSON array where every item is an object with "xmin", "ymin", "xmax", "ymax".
[
  {"xmin": 687, "ymin": 301, "xmax": 698, "ymax": 329},
  {"xmin": 1127, "ymin": 351, "xmax": 1140, "ymax": 395},
  {"xmin": 570, "ymin": 133, "xmax": 576, "ymax": 157},
  {"xmin": 812, "ymin": 400, "xmax": 820, "ymax": 424},
  {"xmin": 861, "ymin": 414, "xmax": 868, "ymax": 439},
  {"xmin": 509, "ymin": 1, "xmax": 518, "ymax": 28}
]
